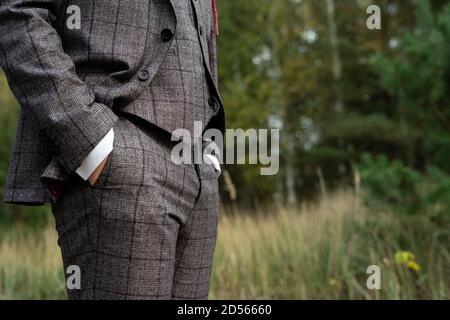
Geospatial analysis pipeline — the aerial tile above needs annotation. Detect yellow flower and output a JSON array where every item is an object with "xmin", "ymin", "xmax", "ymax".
[
  {"xmin": 395, "ymin": 251, "xmax": 415, "ymax": 264},
  {"xmin": 407, "ymin": 261, "xmax": 421, "ymax": 273},
  {"xmin": 395, "ymin": 251, "xmax": 421, "ymax": 273},
  {"xmin": 329, "ymin": 278, "xmax": 341, "ymax": 287}
]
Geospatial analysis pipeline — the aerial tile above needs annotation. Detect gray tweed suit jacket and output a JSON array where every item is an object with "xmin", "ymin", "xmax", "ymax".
[{"xmin": 0, "ymin": 0, "xmax": 225, "ymax": 205}]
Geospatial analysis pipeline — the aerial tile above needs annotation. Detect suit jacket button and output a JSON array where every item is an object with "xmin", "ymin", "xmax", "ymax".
[
  {"xmin": 208, "ymin": 97, "xmax": 215, "ymax": 107},
  {"xmin": 138, "ymin": 69, "xmax": 150, "ymax": 81},
  {"xmin": 161, "ymin": 28, "xmax": 173, "ymax": 42}
]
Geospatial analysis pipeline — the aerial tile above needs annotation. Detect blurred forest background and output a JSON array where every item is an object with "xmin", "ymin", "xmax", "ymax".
[{"xmin": 0, "ymin": 0, "xmax": 449, "ymax": 299}]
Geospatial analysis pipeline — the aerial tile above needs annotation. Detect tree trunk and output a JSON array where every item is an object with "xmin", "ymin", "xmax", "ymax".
[{"xmin": 325, "ymin": 0, "xmax": 344, "ymax": 113}]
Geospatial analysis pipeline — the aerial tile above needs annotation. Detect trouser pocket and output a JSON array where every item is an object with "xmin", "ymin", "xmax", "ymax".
[{"xmin": 40, "ymin": 157, "xmax": 73, "ymax": 203}]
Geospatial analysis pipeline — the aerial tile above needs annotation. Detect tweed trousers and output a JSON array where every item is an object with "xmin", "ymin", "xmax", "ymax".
[{"xmin": 51, "ymin": 113, "xmax": 220, "ymax": 300}]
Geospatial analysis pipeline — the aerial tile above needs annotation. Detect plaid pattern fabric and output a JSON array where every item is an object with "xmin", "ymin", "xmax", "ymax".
[
  {"xmin": 0, "ymin": 0, "xmax": 224, "ymax": 205},
  {"xmin": 52, "ymin": 113, "xmax": 220, "ymax": 299},
  {"xmin": 122, "ymin": 0, "xmax": 216, "ymax": 137}
]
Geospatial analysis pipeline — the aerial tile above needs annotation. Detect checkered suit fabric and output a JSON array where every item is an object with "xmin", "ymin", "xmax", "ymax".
[
  {"xmin": 122, "ymin": 0, "xmax": 216, "ymax": 136},
  {"xmin": 0, "ymin": 0, "xmax": 225, "ymax": 205},
  {"xmin": 52, "ymin": 113, "xmax": 220, "ymax": 299}
]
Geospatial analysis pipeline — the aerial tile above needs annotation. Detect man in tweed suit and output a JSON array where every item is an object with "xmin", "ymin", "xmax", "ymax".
[{"xmin": 0, "ymin": 0, "xmax": 225, "ymax": 299}]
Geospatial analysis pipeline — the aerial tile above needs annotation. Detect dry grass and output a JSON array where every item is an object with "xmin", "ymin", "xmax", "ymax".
[
  {"xmin": 211, "ymin": 191, "xmax": 449, "ymax": 299},
  {"xmin": 0, "ymin": 190, "xmax": 448, "ymax": 299},
  {"xmin": 0, "ymin": 223, "xmax": 66, "ymax": 299}
]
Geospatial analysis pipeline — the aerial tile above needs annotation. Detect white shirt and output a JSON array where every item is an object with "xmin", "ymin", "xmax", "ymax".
[{"xmin": 75, "ymin": 128, "xmax": 114, "ymax": 180}]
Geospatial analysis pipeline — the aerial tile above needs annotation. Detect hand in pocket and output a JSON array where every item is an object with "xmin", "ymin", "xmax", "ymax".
[
  {"xmin": 88, "ymin": 155, "xmax": 109, "ymax": 186},
  {"xmin": 47, "ymin": 180, "xmax": 65, "ymax": 200}
]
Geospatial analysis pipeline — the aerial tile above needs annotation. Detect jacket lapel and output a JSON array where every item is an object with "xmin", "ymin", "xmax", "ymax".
[{"xmin": 189, "ymin": 0, "xmax": 212, "ymax": 75}]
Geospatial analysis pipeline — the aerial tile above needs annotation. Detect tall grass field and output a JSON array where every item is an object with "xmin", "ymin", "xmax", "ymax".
[{"xmin": 0, "ymin": 191, "xmax": 448, "ymax": 299}]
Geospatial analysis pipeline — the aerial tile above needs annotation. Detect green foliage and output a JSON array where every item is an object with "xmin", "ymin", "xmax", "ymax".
[
  {"xmin": 216, "ymin": 0, "xmax": 450, "ymax": 204},
  {"xmin": 371, "ymin": 1, "xmax": 450, "ymax": 170},
  {"xmin": 360, "ymin": 153, "xmax": 450, "ymax": 225},
  {"xmin": 424, "ymin": 167, "xmax": 450, "ymax": 225},
  {"xmin": 355, "ymin": 0, "xmax": 450, "ymax": 233},
  {"xmin": 0, "ymin": 72, "xmax": 17, "ymax": 184},
  {"xmin": 360, "ymin": 154, "xmax": 423, "ymax": 215},
  {"xmin": 0, "ymin": 71, "xmax": 19, "ymax": 216}
]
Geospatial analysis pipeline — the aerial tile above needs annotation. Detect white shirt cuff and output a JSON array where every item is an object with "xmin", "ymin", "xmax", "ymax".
[
  {"xmin": 75, "ymin": 128, "xmax": 114, "ymax": 181},
  {"xmin": 205, "ymin": 154, "xmax": 221, "ymax": 176}
]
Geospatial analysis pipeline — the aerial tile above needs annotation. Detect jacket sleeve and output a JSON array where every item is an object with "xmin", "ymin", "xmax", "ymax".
[{"xmin": 0, "ymin": 0, "xmax": 118, "ymax": 173}]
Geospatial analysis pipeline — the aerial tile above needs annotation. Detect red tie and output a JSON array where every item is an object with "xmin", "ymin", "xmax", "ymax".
[{"xmin": 212, "ymin": 0, "xmax": 219, "ymax": 35}]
